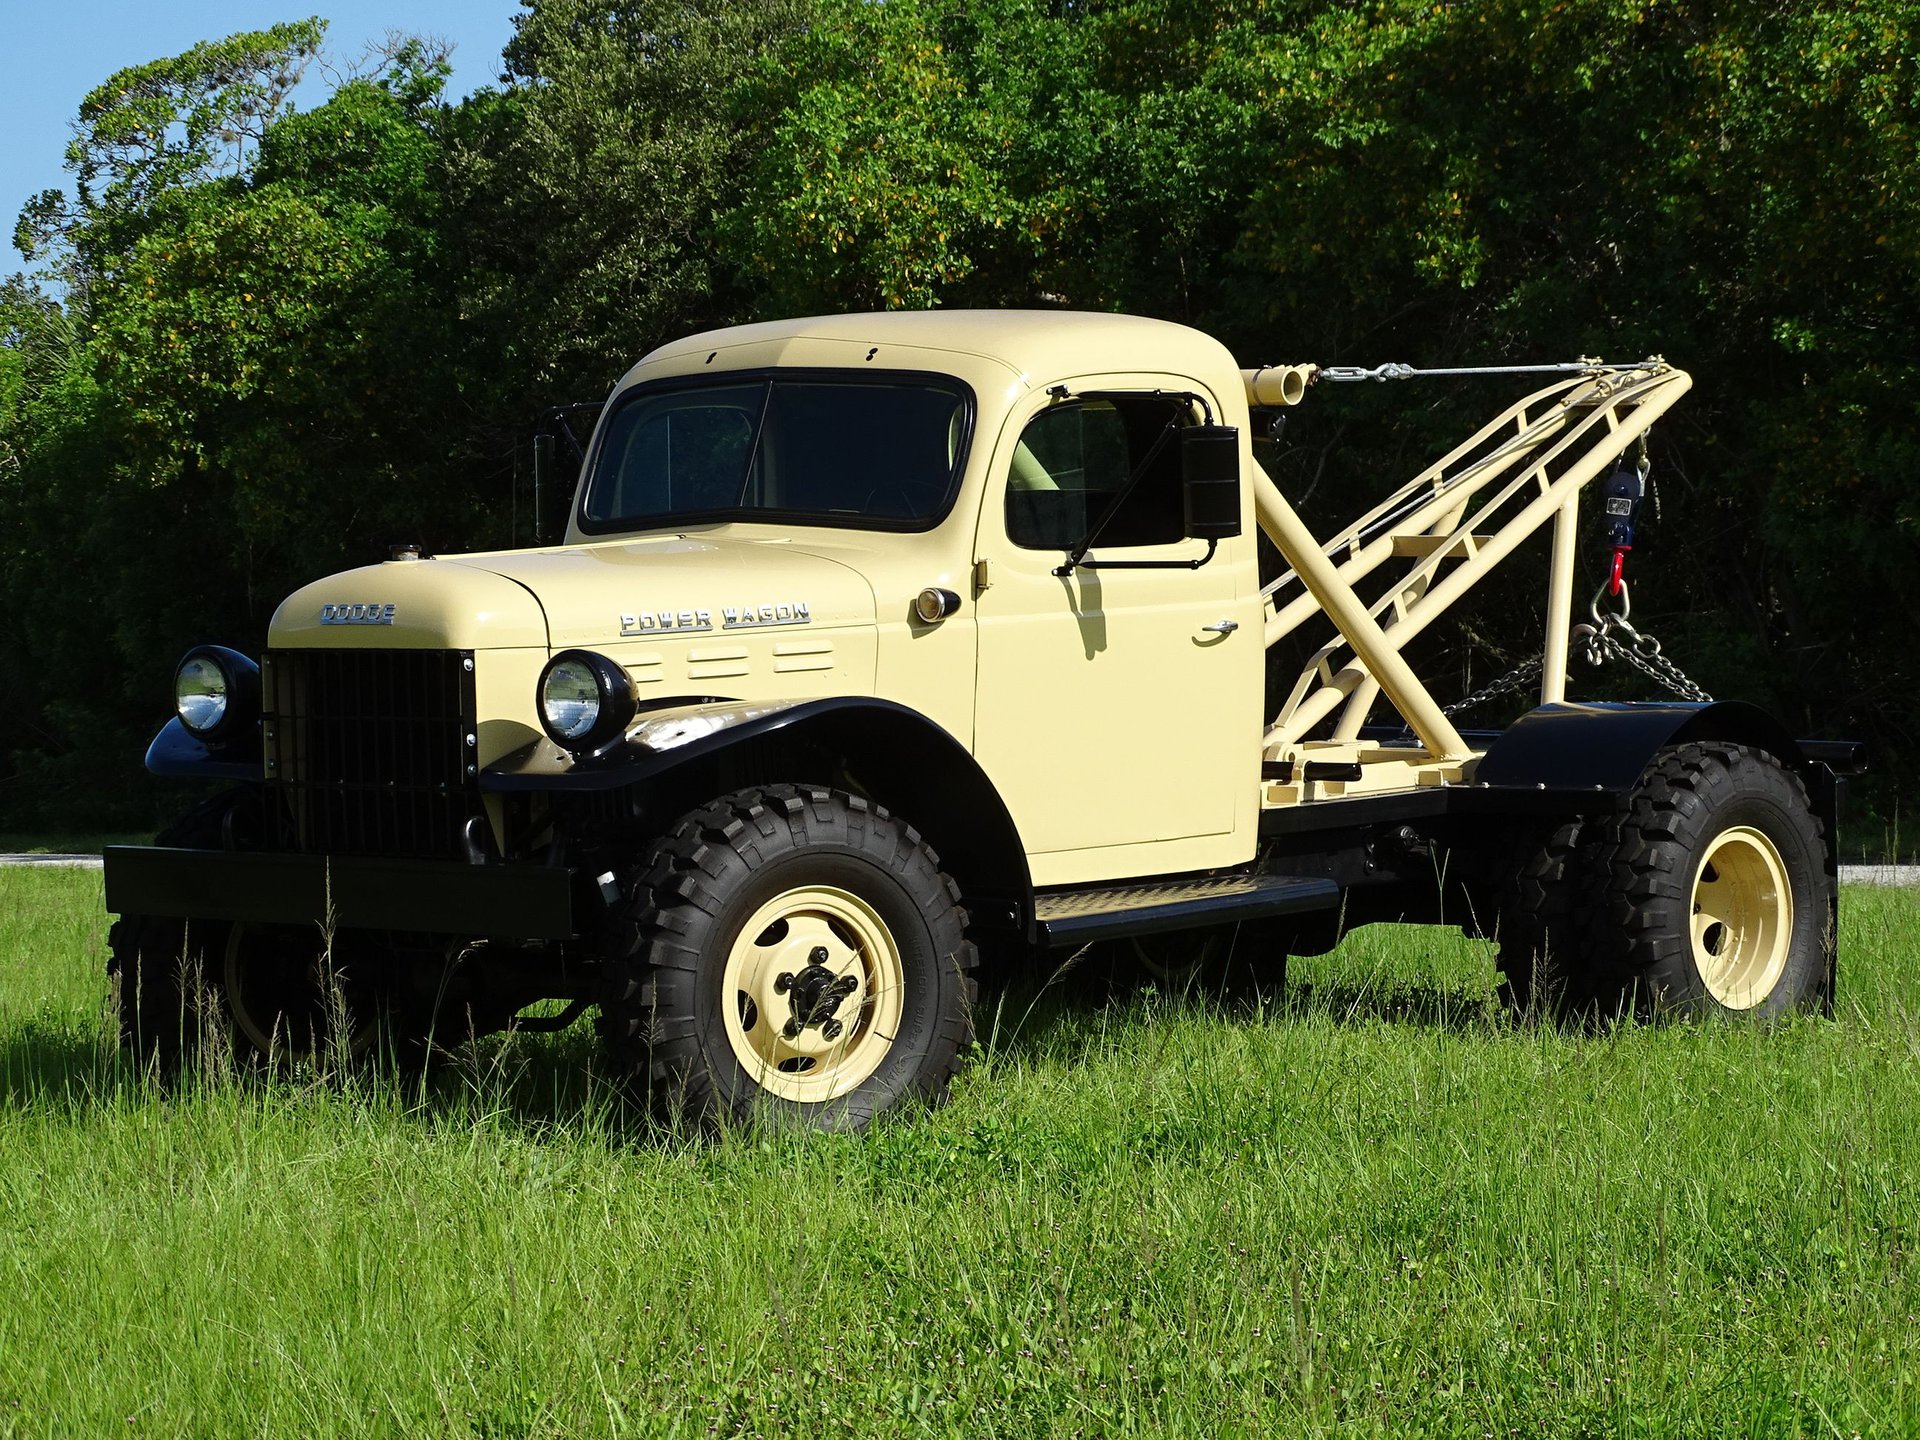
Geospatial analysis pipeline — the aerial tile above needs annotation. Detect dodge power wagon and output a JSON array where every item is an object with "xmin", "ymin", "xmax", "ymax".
[{"xmin": 103, "ymin": 310, "xmax": 1858, "ymax": 1128}]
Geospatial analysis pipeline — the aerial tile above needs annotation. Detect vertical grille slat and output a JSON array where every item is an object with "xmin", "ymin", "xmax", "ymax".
[{"xmin": 265, "ymin": 648, "xmax": 478, "ymax": 861}]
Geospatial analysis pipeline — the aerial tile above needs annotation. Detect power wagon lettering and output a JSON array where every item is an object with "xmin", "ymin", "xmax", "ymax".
[
  {"xmin": 617, "ymin": 602, "xmax": 812, "ymax": 636},
  {"xmin": 619, "ymin": 609, "xmax": 713, "ymax": 635}
]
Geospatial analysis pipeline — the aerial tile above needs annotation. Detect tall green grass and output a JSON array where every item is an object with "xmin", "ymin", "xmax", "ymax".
[{"xmin": 2, "ymin": 867, "xmax": 1917, "ymax": 1437}]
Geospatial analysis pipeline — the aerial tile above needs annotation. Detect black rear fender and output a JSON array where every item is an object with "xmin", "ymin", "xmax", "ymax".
[
  {"xmin": 1473, "ymin": 700, "xmax": 1858, "ymax": 862},
  {"xmin": 1474, "ymin": 700, "xmax": 1809, "ymax": 793}
]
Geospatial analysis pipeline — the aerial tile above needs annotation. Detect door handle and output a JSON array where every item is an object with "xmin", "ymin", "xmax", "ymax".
[{"xmin": 1201, "ymin": 620, "xmax": 1239, "ymax": 634}]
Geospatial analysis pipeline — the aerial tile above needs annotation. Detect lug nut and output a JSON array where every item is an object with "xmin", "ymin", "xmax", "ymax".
[
  {"xmin": 782, "ymin": 1019, "xmax": 802, "ymax": 1039},
  {"xmin": 809, "ymin": 946, "xmax": 829, "ymax": 965},
  {"xmin": 821, "ymin": 1019, "xmax": 843, "ymax": 1041},
  {"xmin": 774, "ymin": 973, "xmax": 793, "ymax": 993}
]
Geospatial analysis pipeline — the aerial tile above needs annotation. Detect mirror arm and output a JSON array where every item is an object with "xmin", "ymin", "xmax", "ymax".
[{"xmin": 1065, "ymin": 538, "xmax": 1218, "ymax": 573}]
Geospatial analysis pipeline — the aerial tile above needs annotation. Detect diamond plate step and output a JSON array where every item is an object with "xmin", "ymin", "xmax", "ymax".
[{"xmin": 1032, "ymin": 872, "xmax": 1340, "ymax": 947}]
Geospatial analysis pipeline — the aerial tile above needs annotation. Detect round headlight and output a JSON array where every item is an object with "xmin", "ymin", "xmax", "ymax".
[
  {"xmin": 175, "ymin": 654, "xmax": 231, "ymax": 736},
  {"xmin": 537, "ymin": 650, "xmax": 640, "ymax": 753},
  {"xmin": 541, "ymin": 659, "xmax": 602, "ymax": 742}
]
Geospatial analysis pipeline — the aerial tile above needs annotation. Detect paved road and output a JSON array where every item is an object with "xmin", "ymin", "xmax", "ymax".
[
  {"xmin": 7, "ymin": 854, "xmax": 1919, "ymax": 885},
  {"xmin": 1839, "ymin": 865, "xmax": 1920, "ymax": 887}
]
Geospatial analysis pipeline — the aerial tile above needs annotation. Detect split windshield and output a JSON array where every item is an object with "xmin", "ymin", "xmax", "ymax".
[{"xmin": 578, "ymin": 373, "xmax": 972, "ymax": 532}]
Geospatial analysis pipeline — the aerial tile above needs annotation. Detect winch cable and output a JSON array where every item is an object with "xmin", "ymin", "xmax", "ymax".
[{"xmin": 1315, "ymin": 358, "xmax": 1665, "ymax": 383}]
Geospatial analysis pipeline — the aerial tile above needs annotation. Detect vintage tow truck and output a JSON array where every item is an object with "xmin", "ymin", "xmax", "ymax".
[{"xmin": 103, "ymin": 311, "xmax": 1859, "ymax": 1127}]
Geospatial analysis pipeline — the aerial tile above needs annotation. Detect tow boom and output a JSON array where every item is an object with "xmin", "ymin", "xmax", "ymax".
[{"xmin": 1241, "ymin": 360, "xmax": 1694, "ymax": 775}]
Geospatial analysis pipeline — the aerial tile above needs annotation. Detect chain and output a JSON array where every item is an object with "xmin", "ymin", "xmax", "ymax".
[
  {"xmin": 1437, "ymin": 654, "xmax": 1546, "ymax": 719},
  {"xmin": 1570, "ymin": 577, "xmax": 1714, "ymax": 703},
  {"xmin": 1572, "ymin": 620, "xmax": 1714, "ymax": 702},
  {"xmin": 1397, "ymin": 584, "xmax": 1708, "ymax": 738}
]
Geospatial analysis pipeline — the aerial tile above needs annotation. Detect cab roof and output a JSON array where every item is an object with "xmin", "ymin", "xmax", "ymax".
[{"xmin": 623, "ymin": 310, "xmax": 1242, "ymax": 393}]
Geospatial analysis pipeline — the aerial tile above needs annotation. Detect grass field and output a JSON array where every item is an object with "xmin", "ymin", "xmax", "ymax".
[{"xmin": 3, "ymin": 869, "xmax": 1917, "ymax": 1438}]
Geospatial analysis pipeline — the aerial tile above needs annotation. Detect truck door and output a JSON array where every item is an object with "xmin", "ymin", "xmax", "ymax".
[{"xmin": 971, "ymin": 382, "xmax": 1262, "ymax": 883}]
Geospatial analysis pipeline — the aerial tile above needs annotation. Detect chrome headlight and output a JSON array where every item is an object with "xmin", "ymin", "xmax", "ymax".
[
  {"xmin": 175, "ymin": 654, "xmax": 230, "ymax": 735},
  {"xmin": 173, "ymin": 645, "xmax": 262, "ymax": 743},
  {"xmin": 538, "ymin": 650, "xmax": 639, "ymax": 753}
]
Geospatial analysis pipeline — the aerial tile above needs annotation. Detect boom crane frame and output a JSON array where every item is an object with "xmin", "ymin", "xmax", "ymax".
[{"xmin": 1240, "ymin": 360, "xmax": 1694, "ymax": 801}]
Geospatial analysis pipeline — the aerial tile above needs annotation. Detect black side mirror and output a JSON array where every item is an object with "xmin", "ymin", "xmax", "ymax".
[
  {"xmin": 1182, "ymin": 424, "xmax": 1242, "ymax": 540},
  {"xmin": 532, "ymin": 432, "xmax": 559, "ymax": 544}
]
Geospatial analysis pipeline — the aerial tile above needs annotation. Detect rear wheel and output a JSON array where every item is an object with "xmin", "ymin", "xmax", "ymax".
[
  {"xmin": 1585, "ymin": 743, "xmax": 1828, "ymax": 1020},
  {"xmin": 599, "ymin": 785, "xmax": 977, "ymax": 1130}
]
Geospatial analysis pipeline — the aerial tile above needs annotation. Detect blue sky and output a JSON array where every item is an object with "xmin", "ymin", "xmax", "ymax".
[{"xmin": 1, "ymin": 3, "xmax": 522, "ymax": 265}]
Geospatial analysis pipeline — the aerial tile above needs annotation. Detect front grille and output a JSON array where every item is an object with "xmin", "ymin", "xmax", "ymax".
[{"xmin": 263, "ymin": 649, "xmax": 479, "ymax": 860}]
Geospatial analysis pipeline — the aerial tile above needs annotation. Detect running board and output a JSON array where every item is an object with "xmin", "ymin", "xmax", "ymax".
[{"xmin": 1033, "ymin": 873, "xmax": 1341, "ymax": 947}]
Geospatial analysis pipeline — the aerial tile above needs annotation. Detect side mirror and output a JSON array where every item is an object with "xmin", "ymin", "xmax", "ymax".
[
  {"xmin": 1181, "ymin": 424, "xmax": 1242, "ymax": 540},
  {"xmin": 532, "ymin": 432, "xmax": 558, "ymax": 544}
]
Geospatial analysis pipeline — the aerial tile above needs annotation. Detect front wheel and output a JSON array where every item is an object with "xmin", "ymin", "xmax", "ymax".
[
  {"xmin": 599, "ymin": 785, "xmax": 978, "ymax": 1130},
  {"xmin": 1585, "ymin": 743, "xmax": 1830, "ymax": 1020},
  {"xmin": 221, "ymin": 922, "xmax": 409, "ymax": 1068}
]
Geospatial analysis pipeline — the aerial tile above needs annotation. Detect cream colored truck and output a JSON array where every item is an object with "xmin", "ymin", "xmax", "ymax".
[{"xmin": 103, "ymin": 311, "xmax": 1860, "ymax": 1127}]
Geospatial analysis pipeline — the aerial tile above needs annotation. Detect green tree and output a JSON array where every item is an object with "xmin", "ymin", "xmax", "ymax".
[
  {"xmin": 449, "ymin": 0, "xmax": 817, "ymax": 398},
  {"xmin": 1, "ymin": 26, "xmax": 488, "ymax": 826}
]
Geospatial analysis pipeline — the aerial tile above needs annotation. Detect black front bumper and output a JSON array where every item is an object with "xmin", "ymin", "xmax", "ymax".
[{"xmin": 102, "ymin": 847, "xmax": 575, "ymax": 939}]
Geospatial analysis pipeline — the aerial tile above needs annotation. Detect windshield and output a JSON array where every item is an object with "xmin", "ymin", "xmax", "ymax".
[{"xmin": 578, "ymin": 372, "xmax": 972, "ymax": 532}]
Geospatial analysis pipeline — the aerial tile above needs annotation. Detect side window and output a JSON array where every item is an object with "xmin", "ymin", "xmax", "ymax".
[{"xmin": 1005, "ymin": 395, "xmax": 1188, "ymax": 551}]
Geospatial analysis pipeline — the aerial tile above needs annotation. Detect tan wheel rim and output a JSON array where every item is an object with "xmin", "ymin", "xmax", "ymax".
[
  {"xmin": 1690, "ymin": 826, "xmax": 1793, "ymax": 1010},
  {"xmin": 720, "ymin": 885, "xmax": 905, "ymax": 1104}
]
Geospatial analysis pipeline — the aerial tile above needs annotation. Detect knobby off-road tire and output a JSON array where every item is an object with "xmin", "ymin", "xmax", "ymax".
[
  {"xmin": 1491, "ymin": 817, "xmax": 1593, "ymax": 1020},
  {"xmin": 598, "ymin": 785, "xmax": 978, "ymax": 1131},
  {"xmin": 1582, "ymin": 743, "xmax": 1828, "ymax": 1021}
]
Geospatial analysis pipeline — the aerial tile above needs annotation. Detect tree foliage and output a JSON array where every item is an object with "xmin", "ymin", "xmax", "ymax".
[{"xmin": 3, "ymin": 0, "xmax": 1917, "ymax": 831}]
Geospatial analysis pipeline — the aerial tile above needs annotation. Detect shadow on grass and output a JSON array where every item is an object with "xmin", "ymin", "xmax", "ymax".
[
  {"xmin": 0, "ymin": 1023, "xmax": 116, "ymax": 1108},
  {"xmin": 0, "ymin": 1008, "xmax": 661, "ymax": 1144},
  {"xmin": 2, "ymin": 952, "xmax": 1502, "ymax": 1138},
  {"xmin": 976, "ymin": 945, "xmax": 1500, "ymax": 1066}
]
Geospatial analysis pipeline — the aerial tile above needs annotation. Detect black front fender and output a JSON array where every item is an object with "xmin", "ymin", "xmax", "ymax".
[
  {"xmin": 145, "ymin": 716, "xmax": 261, "ymax": 781},
  {"xmin": 483, "ymin": 696, "xmax": 1033, "ymax": 920}
]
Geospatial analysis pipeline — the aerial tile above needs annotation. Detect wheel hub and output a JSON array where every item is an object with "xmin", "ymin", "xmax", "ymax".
[{"xmin": 776, "ymin": 955, "xmax": 860, "ymax": 1039}]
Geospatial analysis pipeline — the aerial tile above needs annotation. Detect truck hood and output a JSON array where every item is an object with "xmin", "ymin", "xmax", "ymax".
[
  {"xmin": 447, "ymin": 534, "xmax": 878, "ymax": 650},
  {"xmin": 270, "ymin": 557, "xmax": 550, "ymax": 649}
]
